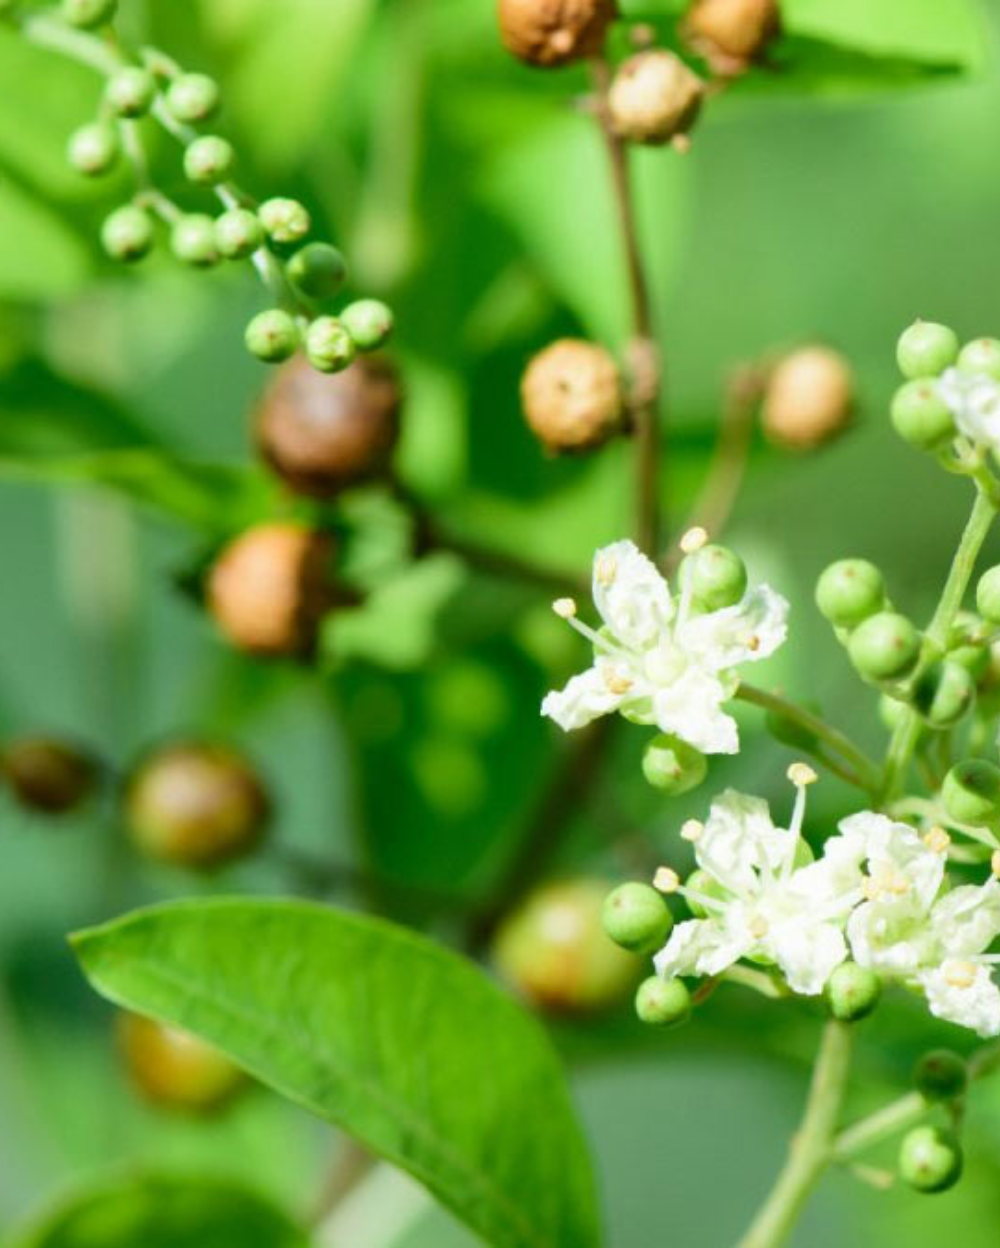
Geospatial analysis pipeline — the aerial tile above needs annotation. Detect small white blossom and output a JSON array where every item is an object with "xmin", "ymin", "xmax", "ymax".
[
  {"xmin": 938, "ymin": 367, "xmax": 1000, "ymax": 451},
  {"xmin": 541, "ymin": 540, "xmax": 788, "ymax": 754}
]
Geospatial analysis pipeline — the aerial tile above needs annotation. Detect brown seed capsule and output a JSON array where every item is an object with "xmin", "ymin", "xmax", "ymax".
[
  {"xmin": 762, "ymin": 346, "xmax": 855, "ymax": 451},
  {"xmin": 117, "ymin": 1012, "xmax": 247, "ymax": 1114},
  {"xmin": 497, "ymin": 0, "xmax": 618, "ymax": 68},
  {"xmin": 207, "ymin": 521, "xmax": 334, "ymax": 657},
  {"xmin": 521, "ymin": 339, "xmax": 623, "ymax": 453},
  {"xmin": 256, "ymin": 354, "xmax": 401, "ymax": 498},
  {"xmin": 2, "ymin": 737, "xmax": 96, "ymax": 814},
  {"xmin": 124, "ymin": 741, "xmax": 270, "ymax": 869},
  {"xmin": 608, "ymin": 50, "xmax": 704, "ymax": 145},
  {"xmin": 682, "ymin": 0, "xmax": 780, "ymax": 76}
]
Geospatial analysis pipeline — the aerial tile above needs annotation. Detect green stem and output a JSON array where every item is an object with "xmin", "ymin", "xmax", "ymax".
[
  {"xmin": 737, "ymin": 1021, "xmax": 854, "ymax": 1248},
  {"xmin": 833, "ymin": 1091, "xmax": 925, "ymax": 1161}
]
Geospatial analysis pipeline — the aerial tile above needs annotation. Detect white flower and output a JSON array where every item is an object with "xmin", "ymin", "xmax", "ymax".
[
  {"xmin": 938, "ymin": 367, "xmax": 1000, "ymax": 450},
  {"xmin": 652, "ymin": 783, "xmax": 864, "ymax": 995},
  {"xmin": 541, "ymin": 539, "xmax": 788, "ymax": 754}
]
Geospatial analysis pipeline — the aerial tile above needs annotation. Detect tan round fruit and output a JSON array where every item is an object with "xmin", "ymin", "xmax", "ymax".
[
  {"xmin": 497, "ymin": 0, "xmax": 618, "ymax": 68},
  {"xmin": 608, "ymin": 51, "xmax": 703, "ymax": 145},
  {"xmin": 521, "ymin": 339, "xmax": 623, "ymax": 452},
  {"xmin": 117, "ymin": 1012, "xmax": 247, "ymax": 1114},
  {"xmin": 762, "ymin": 345, "xmax": 854, "ymax": 450},
  {"xmin": 2, "ymin": 737, "xmax": 96, "ymax": 814},
  {"xmin": 682, "ymin": 0, "xmax": 779, "ymax": 75}
]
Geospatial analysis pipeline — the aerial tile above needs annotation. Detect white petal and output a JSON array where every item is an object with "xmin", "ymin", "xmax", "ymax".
[
  {"xmin": 930, "ymin": 879, "xmax": 1000, "ymax": 958},
  {"xmin": 919, "ymin": 963, "xmax": 1000, "ymax": 1037},
  {"xmin": 541, "ymin": 664, "xmax": 624, "ymax": 731},
  {"xmin": 591, "ymin": 540, "xmax": 672, "ymax": 651},
  {"xmin": 676, "ymin": 584, "xmax": 789, "ymax": 671},
  {"xmin": 843, "ymin": 812, "xmax": 945, "ymax": 915},
  {"xmin": 939, "ymin": 368, "xmax": 1000, "ymax": 450},
  {"xmin": 767, "ymin": 920, "xmax": 848, "ymax": 996},
  {"xmin": 846, "ymin": 903, "xmax": 932, "ymax": 977},
  {"xmin": 651, "ymin": 666, "xmax": 739, "ymax": 754},
  {"xmin": 797, "ymin": 831, "xmax": 868, "ymax": 904},
  {"xmin": 697, "ymin": 790, "xmax": 782, "ymax": 897}
]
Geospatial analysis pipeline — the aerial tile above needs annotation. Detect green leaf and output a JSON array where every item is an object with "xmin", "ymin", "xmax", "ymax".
[
  {"xmin": 71, "ymin": 898, "xmax": 601, "ymax": 1248},
  {"xmin": 0, "ymin": 173, "xmax": 91, "ymax": 299},
  {"xmin": 10, "ymin": 1173, "xmax": 309, "ymax": 1248}
]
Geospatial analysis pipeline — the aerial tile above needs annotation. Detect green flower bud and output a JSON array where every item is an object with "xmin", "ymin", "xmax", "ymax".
[
  {"xmin": 947, "ymin": 612, "xmax": 991, "ymax": 682},
  {"xmin": 305, "ymin": 316, "xmax": 356, "ymax": 374},
  {"xmin": 602, "ymin": 882, "xmax": 673, "ymax": 954},
  {"xmin": 890, "ymin": 379, "xmax": 955, "ymax": 451},
  {"xmin": 913, "ymin": 1049, "xmax": 969, "ymax": 1102},
  {"xmin": 825, "ymin": 961, "xmax": 881, "ymax": 1021},
  {"xmin": 259, "ymin": 197, "xmax": 311, "ymax": 245},
  {"xmin": 105, "ymin": 67, "xmax": 156, "ymax": 117},
  {"xmin": 684, "ymin": 544, "xmax": 747, "ymax": 612},
  {"xmin": 977, "ymin": 566, "xmax": 1000, "ymax": 625},
  {"xmin": 899, "ymin": 1125, "xmax": 963, "ymax": 1194},
  {"xmin": 286, "ymin": 242, "xmax": 348, "ymax": 300},
  {"xmin": 684, "ymin": 868, "xmax": 728, "ymax": 918},
  {"xmin": 815, "ymin": 559, "xmax": 884, "ymax": 629},
  {"xmin": 183, "ymin": 135, "xmax": 235, "ymax": 186},
  {"xmin": 67, "ymin": 121, "xmax": 119, "ymax": 176},
  {"xmin": 61, "ymin": 0, "xmax": 116, "ymax": 29},
  {"xmin": 912, "ymin": 659, "xmax": 975, "ymax": 729},
  {"xmin": 215, "ymin": 208, "xmax": 265, "ymax": 260},
  {"xmin": 896, "ymin": 320, "xmax": 959, "ymax": 379},
  {"xmin": 165, "ymin": 73, "xmax": 220, "ymax": 123},
  {"xmin": 170, "ymin": 214, "xmax": 219, "ymax": 267},
  {"xmin": 847, "ymin": 612, "xmax": 920, "ymax": 683},
  {"xmin": 635, "ymin": 976, "xmax": 690, "ymax": 1026},
  {"xmin": 942, "ymin": 759, "xmax": 1000, "ymax": 826},
  {"xmin": 641, "ymin": 732, "xmax": 707, "ymax": 795},
  {"xmin": 244, "ymin": 310, "xmax": 299, "ymax": 363},
  {"xmin": 101, "ymin": 204, "xmax": 154, "ymax": 262},
  {"xmin": 957, "ymin": 337, "xmax": 1000, "ymax": 381},
  {"xmin": 341, "ymin": 298, "xmax": 394, "ymax": 351}
]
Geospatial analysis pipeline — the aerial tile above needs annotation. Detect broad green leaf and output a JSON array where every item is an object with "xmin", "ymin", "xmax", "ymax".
[
  {"xmin": 10, "ymin": 1173, "xmax": 308, "ymax": 1248},
  {"xmin": 0, "ymin": 173, "xmax": 90, "ymax": 299},
  {"xmin": 71, "ymin": 898, "xmax": 601, "ymax": 1248}
]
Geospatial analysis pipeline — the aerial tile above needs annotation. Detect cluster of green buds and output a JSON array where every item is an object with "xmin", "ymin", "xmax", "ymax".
[
  {"xmin": 893, "ymin": 1050, "xmax": 969, "ymax": 1194},
  {"xmin": 601, "ymin": 881, "xmax": 690, "ymax": 1026}
]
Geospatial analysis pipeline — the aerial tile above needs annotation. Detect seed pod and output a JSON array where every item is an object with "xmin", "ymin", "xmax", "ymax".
[
  {"xmin": 608, "ymin": 51, "xmax": 703, "ymax": 146},
  {"xmin": 762, "ymin": 346, "xmax": 854, "ymax": 451},
  {"xmin": 207, "ymin": 521, "xmax": 334, "ymax": 657},
  {"xmin": 521, "ymin": 339, "xmax": 623, "ymax": 453},
  {"xmin": 1, "ymin": 737, "xmax": 96, "ymax": 815},
  {"xmin": 682, "ymin": 0, "xmax": 779, "ymax": 77},
  {"xmin": 497, "ymin": 0, "xmax": 618, "ymax": 68},
  {"xmin": 117, "ymin": 1012, "xmax": 247, "ymax": 1114},
  {"xmin": 256, "ymin": 354, "xmax": 401, "ymax": 498}
]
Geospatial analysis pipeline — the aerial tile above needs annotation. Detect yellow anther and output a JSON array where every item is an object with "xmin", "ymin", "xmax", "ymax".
[
  {"xmin": 944, "ymin": 960, "xmax": 978, "ymax": 990},
  {"xmin": 680, "ymin": 526, "xmax": 709, "ymax": 555},
  {"xmin": 680, "ymin": 819, "xmax": 704, "ymax": 843},
  {"xmin": 787, "ymin": 762, "xmax": 818, "ymax": 787},
  {"xmin": 923, "ymin": 827, "xmax": 951, "ymax": 854},
  {"xmin": 654, "ymin": 866, "xmax": 680, "ymax": 894},
  {"xmin": 748, "ymin": 914, "xmax": 770, "ymax": 939},
  {"xmin": 992, "ymin": 850, "xmax": 1000, "ymax": 878},
  {"xmin": 594, "ymin": 554, "xmax": 618, "ymax": 586},
  {"xmin": 603, "ymin": 669, "xmax": 634, "ymax": 695},
  {"xmin": 552, "ymin": 597, "xmax": 577, "ymax": 619}
]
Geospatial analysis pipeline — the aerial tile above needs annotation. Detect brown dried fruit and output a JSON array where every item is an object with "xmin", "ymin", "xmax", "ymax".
[
  {"xmin": 608, "ymin": 50, "xmax": 704, "ymax": 145},
  {"xmin": 2, "ymin": 737, "xmax": 96, "ymax": 814},
  {"xmin": 256, "ymin": 354, "xmax": 401, "ymax": 498},
  {"xmin": 117, "ymin": 1012, "xmax": 247, "ymax": 1114},
  {"xmin": 682, "ymin": 0, "xmax": 779, "ymax": 76},
  {"xmin": 521, "ymin": 339, "xmax": 623, "ymax": 452},
  {"xmin": 762, "ymin": 346, "xmax": 854, "ymax": 451},
  {"xmin": 497, "ymin": 0, "xmax": 618, "ymax": 68},
  {"xmin": 207, "ymin": 521, "xmax": 333, "ymax": 657}
]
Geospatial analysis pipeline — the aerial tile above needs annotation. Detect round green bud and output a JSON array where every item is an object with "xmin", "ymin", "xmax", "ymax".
[
  {"xmin": 165, "ymin": 73, "xmax": 220, "ymax": 123},
  {"xmin": 67, "ymin": 121, "xmax": 119, "ymax": 176},
  {"xmin": 890, "ymin": 379, "xmax": 955, "ymax": 451},
  {"xmin": 641, "ymin": 732, "xmax": 707, "ymax": 796},
  {"xmin": 100, "ymin": 205, "xmax": 154, "ymax": 262},
  {"xmin": 305, "ymin": 316, "xmax": 356, "ymax": 374},
  {"xmin": 170, "ymin": 214, "xmax": 219, "ymax": 268},
  {"xmin": 847, "ymin": 612, "xmax": 920, "ymax": 683},
  {"xmin": 685, "ymin": 544, "xmax": 747, "ymax": 612},
  {"xmin": 286, "ymin": 242, "xmax": 348, "ymax": 300},
  {"xmin": 61, "ymin": 0, "xmax": 116, "ymax": 29},
  {"xmin": 245, "ymin": 310, "xmax": 299, "ymax": 363},
  {"xmin": 259, "ymin": 197, "xmax": 311, "ymax": 245},
  {"xmin": 815, "ymin": 559, "xmax": 884, "ymax": 629},
  {"xmin": 942, "ymin": 759, "xmax": 1000, "ymax": 826},
  {"xmin": 899, "ymin": 1125, "xmax": 963, "ymax": 1194},
  {"xmin": 602, "ymin": 882, "xmax": 673, "ymax": 955},
  {"xmin": 104, "ymin": 67, "xmax": 156, "ymax": 117},
  {"xmin": 912, "ymin": 659, "xmax": 975, "ymax": 729},
  {"xmin": 913, "ymin": 1050, "xmax": 969, "ymax": 1102},
  {"xmin": 878, "ymin": 693, "xmax": 910, "ymax": 733},
  {"xmin": 947, "ymin": 612, "xmax": 991, "ymax": 682},
  {"xmin": 341, "ymin": 298, "xmax": 394, "ymax": 351},
  {"xmin": 977, "ymin": 566, "xmax": 1000, "ymax": 625},
  {"xmin": 825, "ymin": 961, "xmax": 881, "ymax": 1022},
  {"xmin": 896, "ymin": 320, "xmax": 959, "ymax": 379},
  {"xmin": 683, "ymin": 868, "xmax": 727, "ymax": 918},
  {"xmin": 214, "ymin": 208, "xmax": 265, "ymax": 260},
  {"xmin": 183, "ymin": 135, "xmax": 235, "ymax": 186},
  {"xmin": 635, "ymin": 976, "xmax": 690, "ymax": 1027},
  {"xmin": 957, "ymin": 337, "xmax": 1000, "ymax": 381}
]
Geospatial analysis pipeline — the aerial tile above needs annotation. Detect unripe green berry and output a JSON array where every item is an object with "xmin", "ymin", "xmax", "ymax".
[
  {"xmin": 170, "ymin": 214, "xmax": 219, "ymax": 268},
  {"xmin": 67, "ymin": 121, "xmax": 119, "ymax": 176},
  {"xmin": 977, "ymin": 566, "xmax": 1000, "ymax": 625},
  {"xmin": 957, "ymin": 337, "xmax": 1000, "ymax": 381},
  {"xmin": 942, "ymin": 759, "xmax": 1000, "ymax": 826},
  {"xmin": 635, "ymin": 976, "xmax": 690, "ymax": 1026},
  {"xmin": 245, "ymin": 310, "xmax": 299, "ymax": 363},
  {"xmin": 912, "ymin": 659, "xmax": 975, "ymax": 729},
  {"xmin": 165, "ymin": 73, "xmax": 220, "ymax": 123},
  {"xmin": 890, "ymin": 379, "xmax": 955, "ymax": 450},
  {"xmin": 899, "ymin": 1125, "xmax": 963, "ymax": 1194},
  {"xmin": 259, "ymin": 197, "xmax": 311, "ymax": 245},
  {"xmin": 896, "ymin": 320, "xmax": 959, "ymax": 379},
  {"xmin": 602, "ymin": 882, "xmax": 673, "ymax": 954},
  {"xmin": 641, "ymin": 732, "xmax": 707, "ymax": 795},
  {"xmin": 61, "ymin": 0, "xmax": 116, "ymax": 29},
  {"xmin": 684, "ymin": 544, "xmax": 747, "ymax": 612},
  {"xmin": 286, "ymin": 242, "xmax": 348, "ymax": 300},
  {"xmin": 815, "ymin": 559, "xmax": 884, "ymax": 629},
  {"xmin": 105, "ymin": 67, "xmax": 156, "ymax": 117},
  {"xmin": 847, "ymin": 612, "xmax": 920, "ymax": 683},
  {"xmin": 215, "ymin": 208, "xmax": 265, "ymax": 260},
  {"xmin": 341, "ymin": 298, "xmax": 394, "ymax": 351},
  {"xmin": 183, "ymin": 135, "xmax": 235, "ymax": 186},
  {"xmin": 913, "ymin": 1050, "xmax": 969, "ymax": 1102},
  {"xmin": 305, "ymin": 316, "xmax": 356, "ymax": 374},
  {"xmin": 101, "ymin": 205, "xmax": 154, "ymax": 262},
  {"xmin": 825, "ymin": 961, "xmax": 881, "ymax": 1021}
]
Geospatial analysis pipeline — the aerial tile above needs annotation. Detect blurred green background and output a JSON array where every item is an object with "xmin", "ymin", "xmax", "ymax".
[{"xmin": 3, "ymin": 0, "xmax": 1000, "ymax": 1244}]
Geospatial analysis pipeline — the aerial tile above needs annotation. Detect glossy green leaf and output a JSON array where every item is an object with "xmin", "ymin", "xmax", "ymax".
[{"xmin": 71, "ymin": 898, "xmax": 601, "ymax": 1248}]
